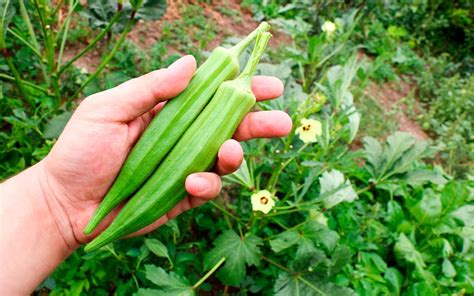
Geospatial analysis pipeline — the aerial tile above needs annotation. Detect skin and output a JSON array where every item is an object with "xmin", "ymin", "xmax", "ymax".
[{"xmin": 0, "ymin": 55, "xmax": 292, "ymax": 295}]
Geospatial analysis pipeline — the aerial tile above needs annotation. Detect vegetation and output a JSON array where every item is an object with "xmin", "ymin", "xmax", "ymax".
[{"xmin": 1, "ymin": 0, "xmax": 473, "ymax": 295}]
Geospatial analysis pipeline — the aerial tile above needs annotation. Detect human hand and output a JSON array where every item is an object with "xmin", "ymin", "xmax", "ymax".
[{"xmin": 39, "ymin": 55, "xmax": 292, "ymax": 249}]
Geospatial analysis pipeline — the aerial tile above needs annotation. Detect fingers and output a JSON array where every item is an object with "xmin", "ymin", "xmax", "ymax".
[
  {"xmin": 79, "ymin": 55, "xmax": 196, "ymax": 122},
  {"xmin": 185, "ymin": 173, "xmax": 222, "ymax": 199},
  {"xmin": 234, "ymin": 110, "xmax": 293, "ymax": 141},
  {"xmin": 252, "ymin": 76, "xmax": 284, "ymax": 101},
  {"xmin": 215, "ymin": 139, "xmax": 243, "ymax": 175}
]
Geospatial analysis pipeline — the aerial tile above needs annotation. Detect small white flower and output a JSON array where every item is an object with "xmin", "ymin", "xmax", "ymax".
[
  {"xmin": 275, "ymin": 149, "xmax": 280, "ymax": 154},
  {"xmin": 289, "ymin": 145, "xmax": 294, "ymax": 149},
  {"xmin": 295, "ymin": 118, "xmax": 322, "ymax": 143},
  {"xmin": 251, "ymin": 190, "xmax": 275, "ymax": 214},
  {"xmin": 321, "ymin": 21, "xmax": 336, "ymax": 36}
]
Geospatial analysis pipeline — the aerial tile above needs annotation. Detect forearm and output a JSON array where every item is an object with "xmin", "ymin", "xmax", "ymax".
[{"xmin": 0, "ymin": 162, "xmax": 75, "ymax": 295}]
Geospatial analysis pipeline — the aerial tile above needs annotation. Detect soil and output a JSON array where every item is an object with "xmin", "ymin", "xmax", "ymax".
[
  {"xmin": 364, "ymin": 79, "xmax": 429, "ymax": 140},
  {"xmin": 63, "ymin": 0, "xmax": 290, "ymax": 72}
]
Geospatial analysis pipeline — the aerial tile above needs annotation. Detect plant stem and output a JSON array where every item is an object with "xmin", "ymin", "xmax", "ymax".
[
  {"xmin": 58, "ymin": 11, "xmax": 123, "ymax": 76},
  {"xmin": 209, "ymin": 201, "xmax": 244, "ymax": 224},
  {"xmin": 18, "ymin": 0, "xmax": 49, "ymax": 83},
  {"xmin": 4, "ymin": 57, "xmax": 31, "ymax": 104},
  {"xmin": 72, "ymin": 12, "xmax": 134, "ymax": 98},
  {"xmin": 268, "ymin": 143, "xmax": 309, "ymax": 191},
  {"xmin": 7, "ymin": 28, "xmax": 42, "ymax": 59},
  {"xmin": 229, "ymin": 21, "xmax": 270, "ymax": 57},
  {"xmin": 0, "ymin": 73, "xmax": 49, "ymax": 93},
  {"xmin": 192, "ymin": 257, "xmax": 225, "ymax": 290},
  {"xmin": 261, "ymin": 256, "xmax": 292, "ymax": 273},
  {"xmin": 236, "ymin": 31, "xmax": 272, "ymax": 88},
  {"xmin": 57, "ymin": 0, "xmax": 79, "ymax": 70},
  {"xmin": 34, "ymin": 0, "xmax": 60, "ymax": 102}
]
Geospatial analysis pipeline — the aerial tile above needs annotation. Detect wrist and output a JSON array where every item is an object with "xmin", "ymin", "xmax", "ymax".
[
  {"xmin": 35, "ymin": 160, "xmax": 83, "ymax": 250},
  {"xmin": 0, "ymin": 162, "xmax": 77, "ymax": 294}
]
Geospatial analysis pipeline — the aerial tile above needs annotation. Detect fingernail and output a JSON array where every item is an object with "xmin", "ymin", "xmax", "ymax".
[
  {"xmin": 190, "ymin": 175, "xmax": 209, "ymax": 195},
  {"xmin": 168, "ymin": 55, "xmax": 194, "ymax": 71}
]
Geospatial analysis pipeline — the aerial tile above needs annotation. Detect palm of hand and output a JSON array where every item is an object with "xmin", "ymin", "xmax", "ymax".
[{"xmin": 39, "ymin": 56, "xmax": 291, "ymax": 247}]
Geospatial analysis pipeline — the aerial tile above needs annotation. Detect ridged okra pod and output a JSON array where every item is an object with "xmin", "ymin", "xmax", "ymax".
[
  {"xmin": 84, "ymin": 23, "xmax": 270, "ymax": 235},
  {"xmin": 85, "ymin": 31, "xmax": 272, "ymax": 251}
]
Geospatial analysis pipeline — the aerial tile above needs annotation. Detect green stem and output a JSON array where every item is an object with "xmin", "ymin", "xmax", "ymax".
[
  {"xmin": 192, "ymin": 257, "xmax": 225, "ymax": 290},
  {"xmin": 268, "ymin": 143, "xmax": 309, "ymax": 191},
  {"xmin": 229, "ymin": 21, "xmax": 270, "ymax": 57},
  {"xmin": 57, "ymin": 0, "xmax": 79, "ymax": 70},
  {"xmin": 209, "ymin": 201, "xmax": 244, "ymax": 225},
  {"xmin": 7, "ymin": 28, "xmax": 42, "ymax": 59},
  {"xmin": 72, "ymin": 12, "xmax": 134, "ymax": 98},
  {"xmin": 261, "ymin": 256, "xmax": 292, "ymax": 273},
  {"xmin": 18, "ymin": 0, "xmax": 49, "ymax": 83},
  {"xmin": 236, "ymin": 31, "xmax": 272, "ymax": 88},
  {"xmin": 265, "ymin": 208, "xmax": 308, "ymax": 218},
  {"xmin": 299, "ymin": 276, "xmax": 326, "ymax": 295},
  {"xmin": 51, "ymin": 0, "xmax": 64, "ymax": 16},
  {"xmin": 4, "ymin": 56, "xmax": 32, "ymax": 104},
  {"xmin": 34, "ymin": 0, "xmax": 60, "ymax": 100},
  {"xmin": 58, "ymin": 11, "xmax": 123, "ymax": 76},
  {"xmin": 0, "ymin": 73, "xmax": 49, "ymax": 93}
]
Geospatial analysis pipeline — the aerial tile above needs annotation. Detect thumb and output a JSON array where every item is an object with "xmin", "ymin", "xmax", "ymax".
[{"xmin": 78, "ymin": 55, "xmax": 197, "ymax": 122}]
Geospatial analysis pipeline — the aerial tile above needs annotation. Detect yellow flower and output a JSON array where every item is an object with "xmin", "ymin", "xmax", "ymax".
[
  {"xmin": 321, "ymin": 21, "xmax": 336, "ymax": 36},
  {"xmin": 251, "ymin": 190, "xmax": 275, "ymax": 214},
  {"xmin": 295, "ymin": 118, "xmax": 322, "ymax": 143}
]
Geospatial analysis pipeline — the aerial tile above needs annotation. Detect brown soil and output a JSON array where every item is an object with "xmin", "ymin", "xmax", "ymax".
[
  {"xmin": 364, "ymin": 78, "xmax": 429, "ymax": 140},
  {"xmin": 64, "ymin": 0, "xmax": 290, "ymax": 72}
]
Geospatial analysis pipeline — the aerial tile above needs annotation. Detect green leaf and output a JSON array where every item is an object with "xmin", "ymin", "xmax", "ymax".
[
  {"xmin": 135, "ymin": 288, "xmax": 164, "ymax": 296},
  {"xmin": 270, "ymin": 230, "xmax": 300, "ymax": 253},
  {"xmin": 69, "ymin": 279, "xmax": 85, "ymax": 296},
  {"xmin": 384, "ymin": 267, "xmax": 402, "ymax": 296},
  {"xmin": 405, "ymin": 282, "xmax": 436, "ymax": 296},
  {"xmin": 403, "ymin": 169, "xmax": 447, "ymax": 186},
  {"xmin": 408, "ymin": 190, "xmax": 442, "ymax": 225},
  {"xmin": 134, "ymin": 0, "xmax": 167, "ymax": 21},
  {"xmin": 441, "ymin": 181, "xmax": 470, "ymax": 213},
  {"xmin": 330, "ymin": 245, "xmax": 352, "ymax": 274},
  {"xmin": 394, "ymin": 233, "xmax": 425, "ymax": 269},
  {"xmin": 145, "ymin": 238, "xmax": 173, "ymax": 267},
  {"xmin": 360, "ymin": 252, "xmax": 387, "ymax": 274},
  {"xmin": 442, "ymin": 258, "xmax": 456, "ymax": 278},
  {"xmin": 387, "ymin": 200, "xmax": 405, "ymax": 230},
  {"xmin": 204, "ymin": 230, "xmax": 262, "ymax": 286},
  {"xmin": 0, "ymin": 0, "xmax": 15, "ymax": 47},
  {"xmin": 274, "ymin": 271, "xmax": 357, "ymax": 296},
  {"xmin": 43, "ymin": 111, "xmax": 73, "ymax": 139},
  {"xmin": 392, "ymin": 141, "xmax": 428, "ymax": 175},
  {"xmin": 82, "ymin": 0, "xmax": 166, "ymax": 32},
  {"xmin": 222, "ymin": 158, "xmax": 254, "ymax": 189},
  {"xmin": 382, "ymin": 132, "xmax": 415, "ymax": 174},
  {"xmin": 347, "ymin": 104, "xmax": 360, "ymax": 142},
  {"xmin": 143, "ymin": 265, "xmax": 193, "ymax": 296},
  {"xmin": 319, "ymin": 169, "xmax": 358, "ymax": 209},
  {"xmin": 271, "ymin": 221, "xmax": 340, "ymax": 256},
  {"xmin": 450, "ymin": 205, "xmax": 474, "ymax": 226},
  {"xmin": 363, "ymin": 136, "xmax": 384, "ymax": 178},
  {"xmin": 303, "ymin": 221, "xmax": 340, "ymax": 252}
]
